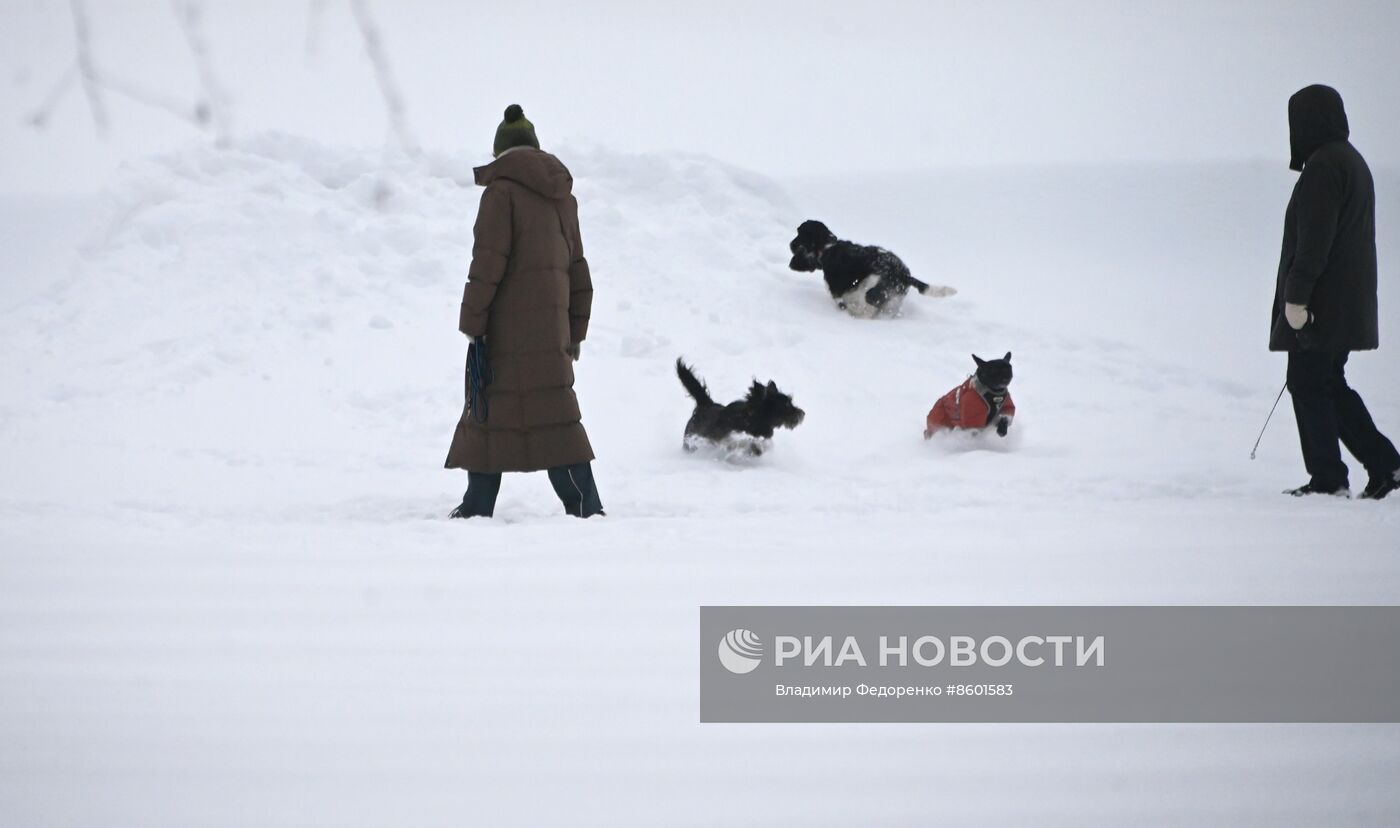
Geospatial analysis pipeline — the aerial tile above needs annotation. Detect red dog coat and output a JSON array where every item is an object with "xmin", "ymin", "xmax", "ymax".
[{"xmin": 924, "ymin": 377, "xmax": 1016, "ymax": 437}]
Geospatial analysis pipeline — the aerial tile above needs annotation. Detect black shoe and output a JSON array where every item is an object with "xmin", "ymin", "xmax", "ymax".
[
  {"xmin": 1359, "ymin": 471, "xmax": 1400, "ymax": 501},
  {"xmin": 449, "ymin": 504, "xmax": 484, "ymax": 519},
  {"xmin": 1283, "ymin": 482, "xmax": 1350, "ymax": 498}
]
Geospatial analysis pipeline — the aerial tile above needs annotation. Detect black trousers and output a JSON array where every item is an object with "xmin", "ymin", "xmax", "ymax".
[
  {"xmin": 1287, "ymin": 351, "xmax": 1400, "ymax": 490},
  {"xmin": 458, "ymin": 462, "xmax": 605, "ymax": 518}
]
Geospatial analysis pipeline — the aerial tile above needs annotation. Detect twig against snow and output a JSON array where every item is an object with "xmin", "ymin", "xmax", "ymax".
[
  {"xmin": 170, "ymin": 0, "xmax": 233, "ymax": 146},
  {"xmin": 47, "ymin": 0, "xmax": 207, "ymax": 138},
  {"xmin": 347, "ymin": 0, "xmax": 419, "ymax": 156},
  {"xmin": 95, "ymin": 71, "xmax": 206, "ymax": 127},
  {"xmin": 25, "ymin": 62, "xmax": 77, "ymax": 129},
  {"xmin": 69, "ymin": 0, "xmax": 108, "ymax": 135}
]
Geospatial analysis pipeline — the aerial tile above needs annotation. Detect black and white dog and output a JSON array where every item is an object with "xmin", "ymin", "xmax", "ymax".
[
  {"xmin": 676, "ymin": 358, "xmax": 805, "ymax": 457},
  {"xmin": 788, "ymin": 220, "xmax": 955, "ymax": 318}
]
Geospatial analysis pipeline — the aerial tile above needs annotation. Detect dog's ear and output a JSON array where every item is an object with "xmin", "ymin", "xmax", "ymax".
[
  {"xmin": 767, "ymin": 380, "xmax": 778, "ymax": 393},
  {"xmin": 1003, "ymin": 352, "xmax": 1012, "ymax": 362},
  {"xmin": 750, "ymin": 380, "xmax": 767, "ymax": 397},
  {"xmin": 972, "ymin": 354, "xmax": 985, "ymax": 367}
]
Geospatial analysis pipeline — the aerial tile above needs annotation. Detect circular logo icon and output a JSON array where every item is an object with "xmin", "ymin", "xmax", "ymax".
[{"xmin": 718, "ymin": 629, "xmax": 763, "ymax": 674}]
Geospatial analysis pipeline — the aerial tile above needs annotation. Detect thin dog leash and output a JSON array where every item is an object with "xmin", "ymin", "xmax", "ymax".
[{"xmin": 1249, "ymin": 381, "xmax": 1288, "ymax": 460}]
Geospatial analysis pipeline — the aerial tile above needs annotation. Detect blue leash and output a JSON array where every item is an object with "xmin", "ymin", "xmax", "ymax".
[{"xmin": 466, "ymin": 337, "xmax": 493, "ymax": 424}]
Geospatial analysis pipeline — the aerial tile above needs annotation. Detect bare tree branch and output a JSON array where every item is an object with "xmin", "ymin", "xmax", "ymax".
[
  {"xmin": 26, "ymin": 62, "xmax": 78, "ymax": 129},
  {"xmin": 39, "ymin": 1, "xmax": 219, "ymax": 140},
  {"xmin": 347, "ymin": 0, "xmax": 419, "ymax": 156},
  {"xmin": 42, "ymin": 0, "xmax": 409, "ymax": 152},
  {"xmin": 95, "ymin": 71, "xmax": 205, "ymax": 127},
  {"xmin": 170, "ymin": 0, "xmax": 232, "ymax": 146},
  {"xmin": 70, "ymin": 0, "xmax": 109, "ymax": 136}
]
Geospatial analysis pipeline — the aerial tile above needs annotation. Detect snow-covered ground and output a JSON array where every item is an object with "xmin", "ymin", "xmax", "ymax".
[{"xmin": 1, "ymin": 139, "xmax": 1398, "ymax": 826}]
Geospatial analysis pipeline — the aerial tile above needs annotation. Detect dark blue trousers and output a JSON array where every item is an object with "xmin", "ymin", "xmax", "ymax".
[{"xmin": 457, "ymin": 462, "xmax": 604, "ymax": 518}]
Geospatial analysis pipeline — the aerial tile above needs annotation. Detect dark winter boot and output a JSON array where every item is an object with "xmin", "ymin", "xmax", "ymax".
[
  {"xmin": 1359, "ymin": 469, "xmax": 1400, "ymax": 501},
  {"xmin": 547, "ymin": 463, "xmax": 605, "ymax": 518},
  {"xmin": 1283, "ymin": 482, "xmax": 1351, "ymax": 498},
  {"xmin": 450, "ymin": 471, "xmax": 502, "ymax": 518}
]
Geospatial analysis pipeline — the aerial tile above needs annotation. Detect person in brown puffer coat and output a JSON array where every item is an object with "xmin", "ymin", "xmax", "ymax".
[{"xmin": 444, "ymin": 105, "xmax": 603, "ymax": 518}]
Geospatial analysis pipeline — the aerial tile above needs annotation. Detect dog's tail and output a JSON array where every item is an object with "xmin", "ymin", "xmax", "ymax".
[
  {"xmin": 907, "ymin": 274, "xmax": 958, "ymax": 299},
  {"xmin": 888, "ymin": 258, "xmax": 932, "ymax": 295},
  {"xmin": 676, "ymin": 358, "xmax": 713, "ymax": 407}
]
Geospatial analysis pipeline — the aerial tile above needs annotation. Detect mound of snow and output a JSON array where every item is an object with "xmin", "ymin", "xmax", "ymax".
[{"xmin": 12, "ymin": 134, "xmax": 802, "ymax": 390}]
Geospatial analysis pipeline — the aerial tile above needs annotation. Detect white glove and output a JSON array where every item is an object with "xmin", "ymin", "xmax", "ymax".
[{"xmin": 1284, "ymin": 303, "xmax": 1311, "ymax": 331}]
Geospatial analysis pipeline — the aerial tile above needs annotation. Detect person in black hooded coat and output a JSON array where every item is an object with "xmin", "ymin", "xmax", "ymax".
[{"xmin": 1270, "ymin": 84, "xmax": 1399, "ymax": 499}]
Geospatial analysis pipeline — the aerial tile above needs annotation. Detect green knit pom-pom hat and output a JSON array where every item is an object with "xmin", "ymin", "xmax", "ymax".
[{"xmin": 493, "ymin": 104, "xmax": 540, "ymax": 157}]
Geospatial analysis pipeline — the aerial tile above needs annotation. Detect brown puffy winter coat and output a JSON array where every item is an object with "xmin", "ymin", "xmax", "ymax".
[{"xmin": 444, "ymin": 148, "xmax": 594, "ymax": 473}]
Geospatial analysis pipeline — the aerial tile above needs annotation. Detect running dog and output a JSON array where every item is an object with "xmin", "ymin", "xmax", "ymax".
[
  {"xmin": 676, "ymin": 358, "xmax": 805, "ymax": 457},
  {"xmin": 788, "ymin": 219, "xmax": 955, "ymax": 318}
]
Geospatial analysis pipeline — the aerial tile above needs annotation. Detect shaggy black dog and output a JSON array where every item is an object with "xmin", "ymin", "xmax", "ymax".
[
  {"xmin": 676, "ymin": 358, "xmax": 805, "ymax": 457},
  {"xmin": 788, "ymin": 219, "xmax": 954, "ymax": 318}
]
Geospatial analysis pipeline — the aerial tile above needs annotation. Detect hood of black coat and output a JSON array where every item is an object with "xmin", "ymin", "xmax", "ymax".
[
  {"xmin": 475, "ymin": 148, "xmax": 573, "ymax": 199},
  {"xmin": 1288, "ymin": 85, "xmax": 1349, "ymax": 172}
]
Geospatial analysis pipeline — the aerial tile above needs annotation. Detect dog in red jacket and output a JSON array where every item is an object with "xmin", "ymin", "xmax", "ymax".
[{"xmin": 925, "ymin": 353, "xmax": 1015, "ymax": 438}]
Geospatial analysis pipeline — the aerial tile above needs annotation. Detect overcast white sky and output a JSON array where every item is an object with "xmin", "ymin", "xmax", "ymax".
[{"xmin": 2, "ymin": 0, "xmax": 1399, "ymax": 192}]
